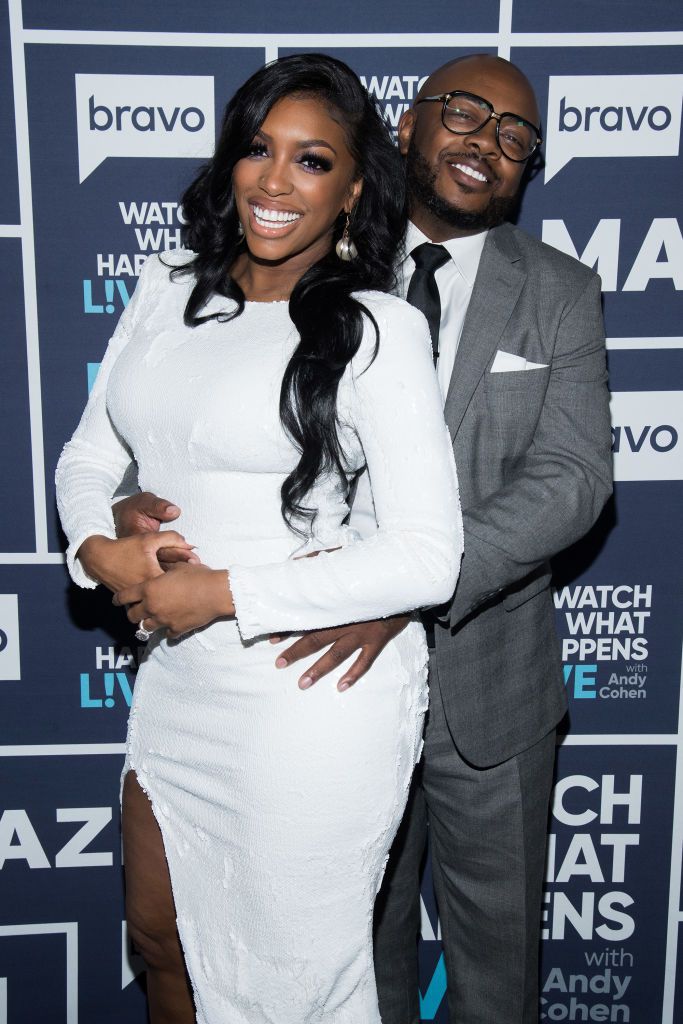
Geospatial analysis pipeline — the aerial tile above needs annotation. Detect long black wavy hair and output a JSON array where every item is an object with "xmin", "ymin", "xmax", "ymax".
[{"xmin": 173, "ymin": 53, "xmax": 406, "ymax": 533}]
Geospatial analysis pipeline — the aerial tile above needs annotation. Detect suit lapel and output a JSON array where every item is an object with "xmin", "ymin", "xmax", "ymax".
[{"xmin": 443, "ymin": 223, "xmax": 526, "ymax": 440}]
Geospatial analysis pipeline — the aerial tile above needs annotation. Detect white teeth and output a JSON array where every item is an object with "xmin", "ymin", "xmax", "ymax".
[
  {"xmin": 252, "ymin": 204, "xmax": 302, "ymax": 226},
  {"xmin": 454, "ymin": 163, "xmax": 488, "ymax": 183}
]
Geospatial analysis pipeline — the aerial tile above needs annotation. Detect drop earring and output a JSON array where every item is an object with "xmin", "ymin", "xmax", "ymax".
[{"xmin": 335, "ymin": 213, "xmax": 358, "ymax": 261}]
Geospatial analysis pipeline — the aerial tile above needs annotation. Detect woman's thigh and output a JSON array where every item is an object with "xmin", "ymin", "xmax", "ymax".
[{"xmin": 121, "ymin": 770, "xmax": 180, "ymax": 957}]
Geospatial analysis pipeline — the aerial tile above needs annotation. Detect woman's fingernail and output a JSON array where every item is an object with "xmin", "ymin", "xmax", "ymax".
[
  {"xmin": 299, "ymin": 676, "xmax": 313, "ymax": 689},
  {"xmin": 275, "ymin": 657, "xmax": 287, "ymax": 668},
  {"xmin": 338, "ymin": 680, "xmax": 350, "ymax": 691}
]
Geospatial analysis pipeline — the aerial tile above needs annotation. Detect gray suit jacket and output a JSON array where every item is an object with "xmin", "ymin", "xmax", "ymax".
[{"xmin": 434, "ymin": 221, "xmax": 612, "ymax": 767}]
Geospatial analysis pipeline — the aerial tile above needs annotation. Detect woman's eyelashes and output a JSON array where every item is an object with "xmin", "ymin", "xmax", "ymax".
[
  {"xmin": 297, "ymin": 152, "xmax": 333, "ymax": 173},
  {"xmin": 244, "ymin": 142, "xmax": 333, "ymax": 173}
]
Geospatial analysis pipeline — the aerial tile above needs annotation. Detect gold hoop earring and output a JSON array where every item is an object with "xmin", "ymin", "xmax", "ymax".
[{"xmin": 335, "ymin": 213, "xmax": 358, "ymax": 261}]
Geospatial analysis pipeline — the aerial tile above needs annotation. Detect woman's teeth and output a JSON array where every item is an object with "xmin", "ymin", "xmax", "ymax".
[{"xmin": 252, "ymin": 205, "xmax": 302, "ymax": 228}]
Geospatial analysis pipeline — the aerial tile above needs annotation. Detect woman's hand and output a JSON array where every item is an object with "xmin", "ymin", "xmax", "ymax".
[
  {"xmin": 113, "ymin": 563, "xmax": 235, "ymax": 639},
  {"xmin": 77, "ymin": 532, "xmax": 194, "ymax": 592}
]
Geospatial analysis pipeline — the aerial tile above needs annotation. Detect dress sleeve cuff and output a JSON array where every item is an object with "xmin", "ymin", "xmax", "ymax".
[
  {"xmin": 65, "ymin": 527, "xmax": 116, "ymax": 589},
  {"xmin": 227, "ymin": 563, "xmax": 269, "ymax": 641}
]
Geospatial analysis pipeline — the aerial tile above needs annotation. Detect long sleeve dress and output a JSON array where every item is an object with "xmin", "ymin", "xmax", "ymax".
[{"xmin": 56, "ymin": 251, "xmax": 463, "ymax": 1024}]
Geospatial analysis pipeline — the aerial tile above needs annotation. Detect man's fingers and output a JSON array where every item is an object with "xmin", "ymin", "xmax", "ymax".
[
  {"xmin": 139, "ymin": 494, "xmax": 181, "ymax": 522},
  {"xmin": 296, "ymin": 636, "xmax": 363, "ymax": 689},
  {"xmin": 293, "ymin": 546, "xmax": 341, "ymax": 561},
  {"xmin": 147, "ymin": 530, "xmax": 191, "ymax": 552},
  {"xmin": 158, "ymin": 546, "xmax": 200, "ymax": 568},
  {"xmin": 274, "ymin": 620, "xmax": 405, "ymax": 691},
  {"xmin": 112, "ymin": 584, "xmax": 142, "ymax": 607},
  {"xmin": 112, "ymin": 493, "xmax": 181, "ymax": 537},
  {"xmin": 274, "ymin": 631, "xmax": 334, "ymax": 668},
  {"xmin": 337, "ymin": 647, "xmax": 378, "ymax": 691}
]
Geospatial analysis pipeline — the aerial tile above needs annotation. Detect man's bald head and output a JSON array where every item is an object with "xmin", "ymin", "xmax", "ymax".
[
  {"xmin": 397, "ymin": 53, "xmax": 541, "ymax": 240},
  {"xmin": 417, "ymin": 54, "xmax": 540, "ymax": 126}
]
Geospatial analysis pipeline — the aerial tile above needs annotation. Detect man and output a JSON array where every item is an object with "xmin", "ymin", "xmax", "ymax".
[{"xmin": 114, "ymin": 55, "xmax": 612, "ymax": 1023}]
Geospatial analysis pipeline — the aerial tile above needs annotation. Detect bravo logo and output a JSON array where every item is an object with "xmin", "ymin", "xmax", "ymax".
[
  {"xmin": 545, "ymin": 74, "xmax": 683, "ymax": 181},
  {"xmin": 75, "ymin": 74, "xmax": 215, "ymax": 182},
  {"xmin": 609, "ymin": 391, "xmax": 681, "ymax": 481}
]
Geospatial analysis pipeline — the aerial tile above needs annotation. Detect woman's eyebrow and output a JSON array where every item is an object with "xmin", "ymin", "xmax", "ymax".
[{"xmin": 255, "ymin": 128, "xmax": 337, "ymax": 154}]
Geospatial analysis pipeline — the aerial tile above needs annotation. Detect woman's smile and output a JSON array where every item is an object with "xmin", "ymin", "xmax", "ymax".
[{"xmin": 248, "ymin": 201, "xmax": 303, "ymax": 234}]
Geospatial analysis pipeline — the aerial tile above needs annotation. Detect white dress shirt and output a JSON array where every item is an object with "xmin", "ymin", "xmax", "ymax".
[
  {"xmin": 397, "ymin": 221, "xmax": 488, "ymax": 404},
  {"xmin": 349, "ymin": 222, "xmax": 487, "ymax": 537}
]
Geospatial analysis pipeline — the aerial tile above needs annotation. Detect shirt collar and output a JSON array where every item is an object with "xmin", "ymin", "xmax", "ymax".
[{"xmin": 404, "ymin": 220, "xmax": 489, "ymax": 289}]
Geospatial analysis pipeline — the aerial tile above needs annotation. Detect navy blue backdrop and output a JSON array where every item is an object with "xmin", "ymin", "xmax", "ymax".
[{"xmin": 1, "ymin": 1, "xmax": 682, "ymax": 1021}]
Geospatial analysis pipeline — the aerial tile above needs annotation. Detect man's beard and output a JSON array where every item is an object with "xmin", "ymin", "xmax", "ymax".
[{"xmin": 405, "ymin": 140, "xmax": 518, "ymax": 231}]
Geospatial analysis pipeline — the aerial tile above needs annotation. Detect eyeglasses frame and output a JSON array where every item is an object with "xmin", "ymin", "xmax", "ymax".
[{"xmin": 415, "ymin": 91, "xmax": 543, "ymax": 163}]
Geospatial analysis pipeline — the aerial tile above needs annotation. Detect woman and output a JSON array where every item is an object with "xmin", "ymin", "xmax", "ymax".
[{"xmin": 56, "ymin": 54, "xmax": 463, "ymax": 1023}]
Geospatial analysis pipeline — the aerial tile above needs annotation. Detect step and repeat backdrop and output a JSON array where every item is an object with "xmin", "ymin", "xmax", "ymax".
[{"xmin": 1, "ymin": 1, "xmax": 682, "ymax": 1021}]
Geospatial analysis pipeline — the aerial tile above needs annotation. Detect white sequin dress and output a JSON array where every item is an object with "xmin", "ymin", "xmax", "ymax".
[{"xmin": 56, "ymin": 253, "xmax": 463, "ymax": 1024}]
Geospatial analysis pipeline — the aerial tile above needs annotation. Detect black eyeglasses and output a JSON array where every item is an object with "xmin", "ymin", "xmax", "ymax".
[{"xmin": 415, "ymin": 90, "xmax": 542, "ymax": 163}]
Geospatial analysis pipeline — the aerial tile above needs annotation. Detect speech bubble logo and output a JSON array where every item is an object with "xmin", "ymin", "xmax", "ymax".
[
  {"xmin": 75, "ymin": 74, "xmax": 215, "ymax": 183},
  {"xmin": 610, "ymin": 391, "xmax": 681, "ymax": 482},
  {"xmin": 545, "ymin": 75, "xmax": 683, "ymax": 182}
]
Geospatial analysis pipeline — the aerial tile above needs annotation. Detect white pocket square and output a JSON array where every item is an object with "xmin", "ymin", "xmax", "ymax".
[{"xmin": 490, "ymin": 350, "xmax": 549, "ymax": 373}]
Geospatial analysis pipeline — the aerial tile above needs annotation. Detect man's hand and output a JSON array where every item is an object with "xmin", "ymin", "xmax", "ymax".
[
  {"xmin": 272, "ymin": 616, "xmax": 411, "ymax": 692},
  {"xmin": 112, "ymin": 492, "xmax": 199, "ymax": 568},
  {"xmin": 113, "ymin": 492, "xmax": 181, "ymax": 537}
]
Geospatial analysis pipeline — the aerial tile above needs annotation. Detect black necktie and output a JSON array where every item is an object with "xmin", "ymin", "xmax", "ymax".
[
  {"xmin": 406, "ymin": 243, "xmax": 450, "ymax": 365},
  {"xmin": 406, "ymin": 243, "xmax": 450, "ymax": 649}
]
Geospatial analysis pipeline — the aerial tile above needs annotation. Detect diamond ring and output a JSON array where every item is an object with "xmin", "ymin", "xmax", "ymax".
[{"xmin": 135, "ymin": 620, "xmax": 152, "ymax": 642}]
